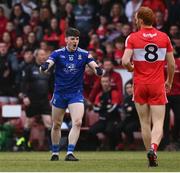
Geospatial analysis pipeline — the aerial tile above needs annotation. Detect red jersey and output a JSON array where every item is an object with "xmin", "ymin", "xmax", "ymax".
[{"xmin": 125, "ymin": 27, "xmax": 173, "ymax": 84}]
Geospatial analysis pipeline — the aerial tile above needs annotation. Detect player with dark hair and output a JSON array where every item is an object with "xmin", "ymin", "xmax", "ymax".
[
  {"xmin": 40, "ymin": 27, "xmax": 104, "ymax": 161},
  {"xmin": 122, "ymin": 7, "xmax": 175, "ymax": 167}
]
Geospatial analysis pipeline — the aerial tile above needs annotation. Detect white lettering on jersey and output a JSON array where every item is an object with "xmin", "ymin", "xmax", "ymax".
[
  {"xmin": 64, "ymin": 63, "xmax": 77, "ymax": 74},
  {"xmin": 143, "ymin": 33, "xmax": 157, "ymax": 38},
  {"xmin": 69, "ymin": 55, "xmax": 74, "ymax": 61}
]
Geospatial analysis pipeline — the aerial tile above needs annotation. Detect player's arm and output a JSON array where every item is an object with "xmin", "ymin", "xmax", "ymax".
[
  {"xmin": 165, "ymin": 52, "xmax": 175, "ymax": 92},
  {"xmin": 122, "ymin": 49, "xmax": 134, "ymax": 72},
  {"xmin": 87, "ymin": 54, "xmax": 105, "ymax": 76},
  {"xmin": 39, "ymin": 59, "xmax": 54, "ymax": 73}
]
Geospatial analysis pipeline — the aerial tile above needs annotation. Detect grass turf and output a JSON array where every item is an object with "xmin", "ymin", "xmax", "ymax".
[{"xmin": 0, "ymin": 151, "xmax": 180, "ymax": 172}]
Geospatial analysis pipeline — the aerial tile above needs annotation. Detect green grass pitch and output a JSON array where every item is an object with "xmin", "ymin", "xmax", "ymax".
[{"xmin": 0, "ymin": 151, "xmax": 180, "ymax": 172}]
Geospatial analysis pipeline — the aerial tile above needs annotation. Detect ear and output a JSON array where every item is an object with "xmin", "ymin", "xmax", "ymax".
[{"xmin": 139, "ymin": 18, "xmax": 144, "ymax": 25}]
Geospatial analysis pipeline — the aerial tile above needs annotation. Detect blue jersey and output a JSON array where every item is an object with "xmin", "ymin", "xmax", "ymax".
[{"xmin": 48, "ymin": 47, "xmax": 94, "ymax": 94}]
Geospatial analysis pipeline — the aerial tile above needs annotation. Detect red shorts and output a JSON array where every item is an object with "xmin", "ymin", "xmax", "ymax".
[{"xmin": 133, "ymin": 83, "xmax": 167, "ymax": 105}]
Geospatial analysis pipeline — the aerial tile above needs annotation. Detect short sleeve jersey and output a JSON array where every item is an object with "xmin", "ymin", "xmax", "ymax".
[
  {"xmin": 125, "ymin": 27, "xmax": 173, "ymax": 84},
  {"xmin": 48, "ymin": 47, "xmax": 94, "ymax": 93}
]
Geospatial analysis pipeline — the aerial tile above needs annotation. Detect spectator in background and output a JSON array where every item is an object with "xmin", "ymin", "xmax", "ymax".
[
  {"xmin": 88, "ymin": 48, "xmax": 103, "ymax": 66},
  {"xmin": 17, "ymin": 48, "xmax": 34, "ymax": 94},
  {"xmin": 29, "ymin": 8, "xmax": 43, "ymax": 41},
  {"xmin": 142, "ymin": 0, "xmax": 167, "ymax": 16},
  {"xmin": 83, "ymin": 66, "xmax": 99, "ymax": 101},
  {"xmin": 96, "ymin": 14, "xmax": 108, "ymax": 43},
  {"xmin": 162, "ymin": 35, "xmax": 180, "ymax": 150},
  {"xmin": 5, "ymin": 22, "xmax": 16, "ymax": 43},
  {"xmin": 88, "ymin": 34, "xmax": 104, "ymax": 63},
  {"xmin": 16, "ymin": 49, "xmax": 52, "ymax": 151},
  {"xmin": 29, "ymin": 8, "xmax": 40, "ymax": 29},
  {"xmin": 0, "ymin": 42, "xmax": 19, "ymax": 103},
  {"xmin": 16, "ymin": 0, "xmax": 37, "ymax": 16},
  {"xmin": 73, "ymin": 0, "xmax": 95, "ymax": 48},
  {"xmin": 43, "ymin": 17, "xmax": 61, "ymax": 50},
  {"xmin": 109, "ymin": 3, "xmax": 128, "ymax": 27},
  {"xmin": 89, "ymin": 59, "xmax": 123, "ymax": 104},
  {"xmin": 113, "ymin": 36, "xmax": 125, "ymax": 66},
  {"xmin": 24, "ymin": 32, "xmax": 39, "ymax": 51},
  {"xmin": 169, "ymin": 25, "xmax": 179, "ymax": 38},
  {"xmin": 9, "ymin": 3, "xmax": 30, "ymax": 35},
  {"xmin": 88, "ymin": 75, "xmax": 121, "ymax": 150},
  {"xmin": 0, "ymin": 6, "xmax": 8, "ymax": 40},
  {"xmin": 22, "ymin": 24, "xmax": 32, "ymax": 42},
  {"xmin": 83, "ymin": 66, "xmax": 99, "ymax": 125},
  {"xmin": 106, "ymin": 22, "xmax": 122, "ymax": 43},
  {"xmin": 39, "ymin": 40, "xmax": 52, "ymax": 56},
  {"xmin": 121, "ymin": 23, "xmax": 131, "ymax": 39},
  {"xmin": 97, "ymin": 0, "xmax": 112, "ymax": 17},
  {"xmin": 58, "ymin": 2, "xmax": 75, "ymax": 47},
  {"xmin": 13, "ymin": 36, "xmax": 25, "ymax": 63},
  {"xmin": 54, "ymin": 0, "xmax": 69, "ymax": 21},
  {"xmin": 39, "ymin": 5, "xmax": 52, "ymax": 31},
  {"xmin": 64, "ymin": 2, "xmax": 75, "ymax": 27},
  {"xmin": 154, "ymin": 10, "xmax": 168, "ymax": 33},
  {"xmin": 2, "ymin": 32, "xmax": 12, "ymax": 50},
  {"xmin": 166, "ymin": 33, "xmax": 180, "ymax": 149},
  {"xmin": 104, "ymin": 41, "xmax": 114, "ymax": 60},
  {"xmin": 172, "ymin": 32, "xmax": 180, "ymax": 58},
  {"xmin": 115, "ymin": 79, "xmax": 140, "ymax": 150},
  {"xmin": 125, "ymin": 0, "xmax": 142, "ymax": 23},
  {"xmin": 165, "ymin": 0, "xmax": 180, "ymax": 27}
]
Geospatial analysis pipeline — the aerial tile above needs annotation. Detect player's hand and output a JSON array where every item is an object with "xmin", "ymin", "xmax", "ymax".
[
  {"xmin": 165, "ymin": 80, "xmax": 172, "ymax": 93},
  {"xmin": 127, "ymin": 64, "xmax": 134, "ymax": 72},
  {"xmin": 95, "ymin": 67, "xmax": 105, "ymax": 76},
  {"xmin": 40, "ymin": 62, "xmax": 49, "ymax": 73}
]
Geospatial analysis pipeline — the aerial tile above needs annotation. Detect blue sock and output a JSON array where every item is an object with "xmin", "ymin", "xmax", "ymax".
[
  {"xmin": 67, "ymin": 144, "xmax": 75, "ymax": 155},
  {"xmin": 52, "ymin": 144, "xmax": 60, "ymax": 155}
]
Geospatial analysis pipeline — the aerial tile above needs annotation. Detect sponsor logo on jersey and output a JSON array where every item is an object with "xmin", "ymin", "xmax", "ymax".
[
  {"xmin": 143, "ymin": 33, "xmax": 157, "ymax": 38},
  {"xmin": 78, "ymin": 54, "xmax": 82, "ymax": 60}
]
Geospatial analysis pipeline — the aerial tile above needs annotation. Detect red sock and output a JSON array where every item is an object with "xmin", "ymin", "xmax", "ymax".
[{"xmin": 151, "ymin": 143, "xmax": 158, "ymax": 152}]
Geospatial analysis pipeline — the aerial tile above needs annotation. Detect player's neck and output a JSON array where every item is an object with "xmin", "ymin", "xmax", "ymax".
[
  {"xmin": 66, "ymin": 46, "xmax": 76, "ymax": 52},
  {"xmin": 140, "ymin": 24, "xmax": 153, "ymax": 29}
]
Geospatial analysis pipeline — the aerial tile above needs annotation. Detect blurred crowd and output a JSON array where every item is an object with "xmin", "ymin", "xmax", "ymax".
[{"xmin": 0, "ymin": 0, "xmax": 180, "ymax": 151}]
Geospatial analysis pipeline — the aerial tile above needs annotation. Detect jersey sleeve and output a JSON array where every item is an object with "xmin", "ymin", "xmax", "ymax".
[
  {"xmin": 48, "ymin": 50, "xmax": 59, "ymax": 62},
  {"xmin": 125, "ymin": 34, "xmax": 133, "ymax": 49},
  {"xmin": 166, "ymin": 35, "xmax": 173, "ymax": 52},
  {"xmin": 86, "ymin": 52, "xmax": 95, "ymax": 64}
]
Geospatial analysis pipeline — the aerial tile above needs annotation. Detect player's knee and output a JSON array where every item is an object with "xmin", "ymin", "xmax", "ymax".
[
  {"xmin": 52, "ymin": 122, "xmax": 61, "ymax": 130},
  {"xmin": 73, "ymin": 119, "xmax": 82, "ymax": 128}
]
